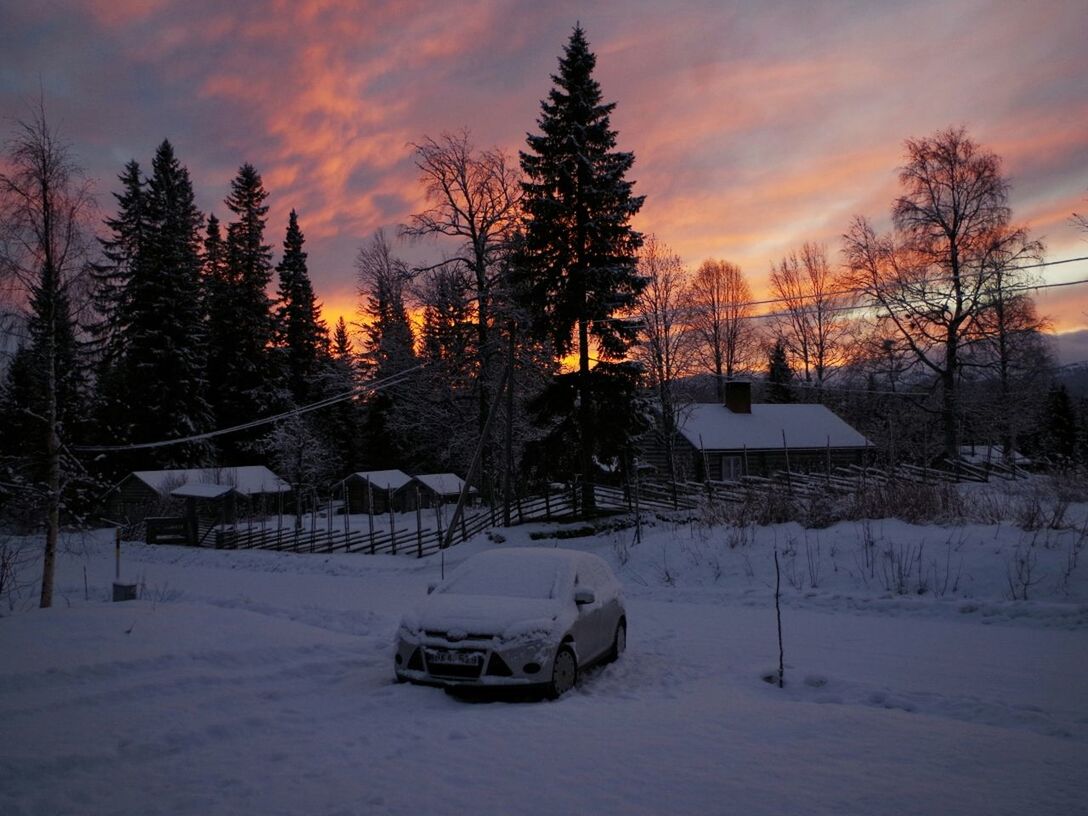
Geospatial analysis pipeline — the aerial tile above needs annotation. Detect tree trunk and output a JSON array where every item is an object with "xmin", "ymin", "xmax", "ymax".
[
  {"xmin": 40, "ymin": 325, "xmax": 59, "ymax": 609},
  {"xmin": 578, "ymin": 316, "xmax": 595, "ymax": 514}
]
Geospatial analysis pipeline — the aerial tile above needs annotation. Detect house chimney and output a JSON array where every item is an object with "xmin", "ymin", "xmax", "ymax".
[{"xmin": 724, "ymin": 380, "xmax": 752, "ymax": 414}]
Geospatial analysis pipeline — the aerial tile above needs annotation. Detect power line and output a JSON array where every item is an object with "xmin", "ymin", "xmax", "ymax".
[{"xmin": 73, "ymin": 365, "xmax": 425, "ymax": 454}]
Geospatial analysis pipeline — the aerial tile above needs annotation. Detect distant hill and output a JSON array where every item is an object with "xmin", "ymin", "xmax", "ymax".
[{"xmin": 1051, "ymin": 329, "xmax": 1088, "ymax": 366}]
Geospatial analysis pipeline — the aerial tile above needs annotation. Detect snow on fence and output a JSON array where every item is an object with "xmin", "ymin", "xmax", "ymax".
[{"xmin": 166, "ymin": 460, "xmax": 1027, "ymax": 558}]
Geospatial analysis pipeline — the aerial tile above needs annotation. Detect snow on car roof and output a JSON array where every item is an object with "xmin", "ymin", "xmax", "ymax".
[
  {"xmin": 677, "ymin": 403, "xmax": 872, "ymax": 451},
  {"xmin": 132, "ymin": 466, "xmax": 291, "ymax": 496},
  {"xmin": 439, "ymin": 547, "xmax": 584, "ymax": 600}
]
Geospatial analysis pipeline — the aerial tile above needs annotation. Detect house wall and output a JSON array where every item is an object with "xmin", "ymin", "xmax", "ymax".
[
  {"xmin": 641, "ymin": 433, "xmax": 870, "ymax": 481},
  {"xmin": 105, "ymin": 478, "xmax": 164, "ymax": 524},
  {"xmin": 697, "ymin": 447, "xmax": 870, "ymax": 480}
]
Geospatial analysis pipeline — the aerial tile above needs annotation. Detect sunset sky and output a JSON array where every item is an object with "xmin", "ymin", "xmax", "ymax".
[{"xmin": 3, "ymin": 0, "xmax": 1087, "ymax": 332}]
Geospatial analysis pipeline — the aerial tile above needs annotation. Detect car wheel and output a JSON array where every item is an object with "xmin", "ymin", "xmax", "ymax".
[
  {"xmin": 609, "ymin": 621, "xmax": 626, "ymax": 662},
  {"xmin": 547, "ymin": 646, "xmax": 577, "ymax": 699}
]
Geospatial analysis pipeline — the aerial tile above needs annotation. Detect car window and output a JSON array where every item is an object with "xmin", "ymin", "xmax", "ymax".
[{"xmin": 439, "ymin": 554, "xmax": 565, "ymax": 599}]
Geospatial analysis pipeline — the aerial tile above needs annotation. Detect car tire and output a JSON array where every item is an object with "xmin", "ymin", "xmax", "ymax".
[
  {"xmin": 609, "ymin": 621, "xmax": 626, "ymax": 663},
  {"xmin": 547, "ymin": 646, "xmax": 577, "ymax": 699}
]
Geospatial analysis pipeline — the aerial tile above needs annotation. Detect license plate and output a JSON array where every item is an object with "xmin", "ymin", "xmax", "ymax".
[{"xmin": 426, "ymin": 649, "xmax": 481, "ymax": 667}]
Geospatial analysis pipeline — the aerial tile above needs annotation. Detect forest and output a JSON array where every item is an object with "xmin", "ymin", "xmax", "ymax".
[{"xmin": 2, "ymin": 26, "xmax": 1085, "ymax": 564}]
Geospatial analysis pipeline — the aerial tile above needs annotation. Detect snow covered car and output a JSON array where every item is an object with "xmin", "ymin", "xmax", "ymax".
[{"xmin": 394, "ymin": 547, "xmax": 626, "ymax": 698}]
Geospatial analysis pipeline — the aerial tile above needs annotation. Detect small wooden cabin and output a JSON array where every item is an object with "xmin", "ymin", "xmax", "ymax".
[
  {"xmin": 104, "ymin": 466, "xmax": 291, "ymax": 525},
  {"xmin": 643, "ymin": 382, "xmax": 873, "ymax": 481},
  {"xmin": 413, "ymin": 473, "xmax": 477, "ymax": 509},
  {"xmin": 344, "ymin": 470, "xmax": 416, "ymax": 514}
]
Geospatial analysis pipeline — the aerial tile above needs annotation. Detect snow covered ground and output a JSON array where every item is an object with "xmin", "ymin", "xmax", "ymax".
[{"xmin": 1, "ymin": 503, "xmax": 1087, "ymax": 816}]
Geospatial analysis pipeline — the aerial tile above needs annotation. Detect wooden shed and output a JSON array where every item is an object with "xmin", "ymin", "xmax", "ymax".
[
  {"xmin": 344, "ymin": 470, "xmax": 416, "ymax": 514},
  {"xmin": 104, "ymin": 466, "xmax": 291, "ymax": 526},
  {"xmin": 412, "ymin": 473, "xmax": 477, "ymax": 509}
]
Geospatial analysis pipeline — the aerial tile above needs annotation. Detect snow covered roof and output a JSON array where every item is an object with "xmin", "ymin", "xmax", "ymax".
[
  {"xmin": 676, "ymin": 403, "xmax": 872, "ymax": 451},
  {"xmin": 170, "ymin": 483, "xmax": 235, "ymax": 499},
  {"xmin": 131, "ymin": 466, "xmax": 291, "ymax": 496},
  {"xmin": 350, "ymin": 469, "xmax": 414, "ymax": 492},
  {"xmin": 414, "ymin": 473, "xmax": 476, "ymax": 496}
]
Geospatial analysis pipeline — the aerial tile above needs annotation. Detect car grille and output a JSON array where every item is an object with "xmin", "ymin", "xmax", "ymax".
[{"xmin": 425, "ymin": 656, "xmax": 485, "ymax": 680}]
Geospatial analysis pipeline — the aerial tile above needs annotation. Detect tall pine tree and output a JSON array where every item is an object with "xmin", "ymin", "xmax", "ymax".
[
  {"xmin": 206, "ymin": 163, "xmax": 282, "ymax": 456},
  {"xmin": 513, "ymin": 25, "xmax": 646, "ymax": 511},
  {"xmin": 114, "ymin": 140, "xmax": 211, "ymax": 466},
  {"xmin": 275, "ymin": 209, "xmax": 327, "ymax": 404}
]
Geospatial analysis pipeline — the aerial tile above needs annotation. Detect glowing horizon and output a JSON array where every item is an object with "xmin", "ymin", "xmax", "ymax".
[{"xmin": 3, "ymin": 1, "xmax": 1086, "ymax": 336}]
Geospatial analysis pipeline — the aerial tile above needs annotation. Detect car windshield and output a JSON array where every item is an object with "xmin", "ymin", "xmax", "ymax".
[{"xmin": 438, "ymin": 553, "xmax": 567, "ymax": 600}]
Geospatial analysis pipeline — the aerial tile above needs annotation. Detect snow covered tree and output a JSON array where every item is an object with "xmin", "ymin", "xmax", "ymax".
[
  {"xmin": 513, "ymin": 25, "xmax": 646, "ymax": 510},
  {"xmin": 0, "ymin": 107, "xmax": 96, "ymax": 606},
  {"xmin": 206, "ymin": 163, "xmax": 282, "ymax": 454},
  {"xmin": 114, "ymin": 140, "xmax": 212, "ymax": 466},
  {"xmin": 275, "ymin": 209, "xmax": 328, "ymax": 404},
  {"xmin": 90, "ymin": 160, "xmax": 145, "ymax": 366}
]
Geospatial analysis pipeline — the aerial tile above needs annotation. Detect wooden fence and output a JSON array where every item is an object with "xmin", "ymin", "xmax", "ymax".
[{"xmin": 157, "ymin": 459, "xmax": 1025, "ymax": 558}]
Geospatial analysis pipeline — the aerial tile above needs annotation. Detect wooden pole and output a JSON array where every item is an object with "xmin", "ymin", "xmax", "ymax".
[
  {"xmin": 388, "ymin": 488, "xmax": 396, "ymax": 555},
  {"xmin": 367, "ymin": 481, "xmax": 375, "ymax": 554},
  {"xmin": 442, "ymin": 358, "xmax": 512, "ymax": 550},
  {"xmin": 416, "ymin": 487, "xmax": 423, "ymax": 558},
  {"xmin": 782, "ymin": 430, "xmax": 792, "ymax": 494},
  {"xmin": 774, "ymin": 547, "xmax": 784, "ymax": 689}
]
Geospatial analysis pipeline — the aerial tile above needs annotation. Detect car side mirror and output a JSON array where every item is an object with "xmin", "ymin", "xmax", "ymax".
[
  {"xmin": 427, "ymin": 582, "xmax": 438, "ymax": 595},
  {"xmin": 574, "ymin": 588, "xmax": 595, "ymax": 605}
]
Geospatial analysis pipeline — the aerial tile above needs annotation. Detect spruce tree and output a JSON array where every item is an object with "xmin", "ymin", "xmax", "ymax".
[
  {"xmin": 92, "ymin": 160, "xmax": 147, "ymax": 448},
  {"xmin": 117, "ymin": 140, "xmax": 212, "ymax": 466},
  {"xmin": 513, "ymin": 25, "xmax": 646, "ymax": 511},
  {"xmin": 206, "ymin": 163, "xmax": 281, "ymax": 454},
  {"xmin": 275, "ymin": 209, "xmax": 327, "ymax": 404},
  {"xmin": 91, "ymin": 160, "xmax": 145, "ymax": 365},
  {"xmin": 767, "ymin": 339, "xmax": 795, "ymax": 404}
]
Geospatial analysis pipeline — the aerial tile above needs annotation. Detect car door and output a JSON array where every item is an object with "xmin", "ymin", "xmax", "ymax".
[{"xmin": 571, "ymin": 556, "xmax": 610, "ymax": 662}]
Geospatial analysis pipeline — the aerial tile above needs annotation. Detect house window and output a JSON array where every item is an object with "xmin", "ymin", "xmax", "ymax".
[{"xmin": 721, "ymin": 455, "xmax": 743, "ymax": 480}]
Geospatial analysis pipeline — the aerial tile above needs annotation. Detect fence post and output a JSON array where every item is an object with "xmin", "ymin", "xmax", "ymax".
[
  {"xmin": 544, "ymin": 482, "xmax": 552, "ymax": 520},
  {"xmin": 782, "ymin": 430, "xmax": 792, "ymax": 495},
  {"xmin": 367, "ymin": 481, "xmax": 376, "ymax": 554},
  {"xmin": 389, "ymin": 490, "xmax": 397, "ymax": 556},
  {"xmin": 416, "ymin": 487, "xmax": 423, "ymax": 558}
]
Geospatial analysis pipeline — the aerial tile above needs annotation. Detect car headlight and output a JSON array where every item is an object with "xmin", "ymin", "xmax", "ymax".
[{"xmin": 397, "ymin": 624, "xmax": 421, "ymax": 643}]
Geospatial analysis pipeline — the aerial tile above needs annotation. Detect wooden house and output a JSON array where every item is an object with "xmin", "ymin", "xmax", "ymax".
[
  {"xmin": 344, "ymin": 470, "xmax": 416, "ymax": 514},
  {"xmin": 104, "ymin": 466, "xmax": 291, "ymax": 526},
  {"xmin": 643, "ymin": 381, "xmax": 873, "ymax": 481},
  {"xmin": 412, "ymin": 473, "xmax": 477, "ymax": 508}
]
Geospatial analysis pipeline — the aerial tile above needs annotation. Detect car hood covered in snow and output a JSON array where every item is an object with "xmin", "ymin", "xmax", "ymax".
[{"xmin": 403, "ymin": 593, "xmax": 573, "ymax": 640}]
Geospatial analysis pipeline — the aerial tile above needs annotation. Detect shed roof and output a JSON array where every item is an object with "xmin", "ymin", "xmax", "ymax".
[
  {"xmin": 677, "ymin": 403, "xmax": 872, "ymax": 451},
  {"xmin": 414, "ymin": 473, "xmax": 475, "ymax": 496},
  {"xmin": 131, "ymin": 466, "xmax": 291, "ymax": 496},
  {"xmin": 349, "ymin": 469, "xmax": 414, "ymax": 492},
  {"xmin": 171, "ymin": 483, "xmax": 236, "ymax": 499}
]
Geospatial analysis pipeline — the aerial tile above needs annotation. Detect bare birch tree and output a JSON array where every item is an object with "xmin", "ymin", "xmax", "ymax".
[
  {"xmin": 0, "ymin": 105, "xmax": 95, "ymax": 607},
  {"xmin": 688, "ymin": 259, "xmax": 754, "ymax": 401},
  {"xmin": 843, "ymin": 127, "xmax": 1042, "ymax": 461},
  {"xmin": 636, "ymin": 235, "xmax": 693, "ymax": 485},
  {"xmin": 402, "ymin": 131, "xmax": 521, "ymax": 457},
  {"xmin": 769, "ymin": 242, "xmax": 851, "ymax": 393}
]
